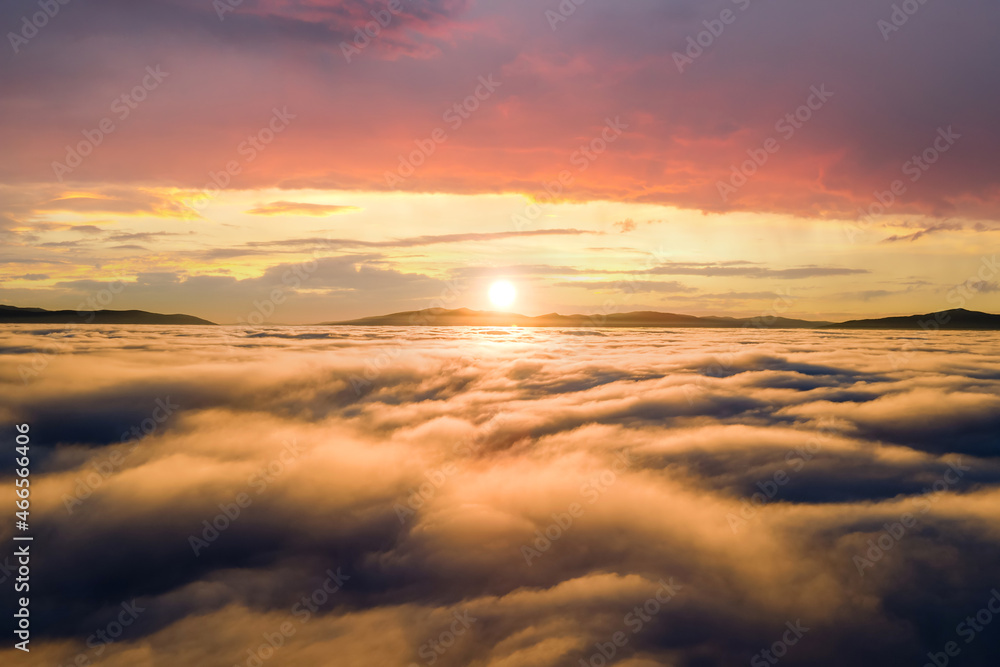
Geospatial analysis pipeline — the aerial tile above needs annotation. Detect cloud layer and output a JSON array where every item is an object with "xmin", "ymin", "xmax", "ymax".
[{"xmin": 1, "ymin": 325, "xmax": 999, "ymax": 665}]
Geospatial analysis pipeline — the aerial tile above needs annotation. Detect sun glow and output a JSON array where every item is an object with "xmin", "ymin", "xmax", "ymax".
[{"xmin": 489, "ymin": 280, "xmax": 517, "ymax": 310}]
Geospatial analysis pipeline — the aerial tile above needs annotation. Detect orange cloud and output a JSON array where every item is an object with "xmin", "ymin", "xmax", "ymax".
[
  {"xmin": 245, "ymin": 201, "xmax": 362, "ymax": 216},
  {"xmin": 3, "ymin": 328, "xmax": 1000, "ymax": 664}
]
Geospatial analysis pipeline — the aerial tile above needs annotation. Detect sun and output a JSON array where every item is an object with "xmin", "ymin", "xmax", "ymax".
[{"xmin": 488, "ymin": 280, "xmax": 517, "ymax": 310}]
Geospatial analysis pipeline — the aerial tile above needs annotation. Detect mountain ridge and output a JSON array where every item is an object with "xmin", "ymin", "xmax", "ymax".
[
  {"xmin": 323, "ymin": 307, "xmax": 823, "ymax": 328},
  {"xmin": 322, "ymin": 307, "xmax": 1000, "ymax": 330},
  {"xmin": 0, "ymin": 305, "xmax": 216, "ymax": 325},
  {"xmin": 3, "ymin": 305, "xmax": 997, "ymax": 329},
  {"xmin": 822, "ymin": 308, "xmax": 1000, "ymax": 330}
]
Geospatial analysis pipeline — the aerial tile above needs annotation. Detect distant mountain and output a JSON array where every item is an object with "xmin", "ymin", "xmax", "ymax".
[
  {"xmin": 7, "ymin": 304, "xmax": 997, "ymax": 330},
  {"xmin": 0, "ymin": 305, "xmax": 215, "ymax": 325},
  {"xmin": 823, "ymin": 308, "xmax": 1000, "ymax": 330},
  {"xmin": 323, "ymin": 307, "xmax": 830, "ymax": 329}
]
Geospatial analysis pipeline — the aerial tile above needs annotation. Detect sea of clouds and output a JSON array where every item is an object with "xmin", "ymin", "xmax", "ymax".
[{"xmin": 0, "ymin": 325, "xmax": 999, "ymax": 666}]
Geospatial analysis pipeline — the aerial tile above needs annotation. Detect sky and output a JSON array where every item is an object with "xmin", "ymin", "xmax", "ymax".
[{"xmin": 2, "ymin": 0, "xmax": 999, "ymax": 323}]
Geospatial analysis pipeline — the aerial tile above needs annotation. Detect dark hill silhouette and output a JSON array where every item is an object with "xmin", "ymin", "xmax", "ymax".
[
  {"xmin": 324, "ymin": 307, "xmax": 1000, "ymax": 330},
  {"xmin": 323, "ymin": 308, "xmax": 829, "ymax": 329},
  {"xmin": 0, "ymin": 305, "xmax": 215, "ymax": 325},
  {"xmin": 6, "ymin": 305, "xmax": 997, "ymax": 330},
  {"xmin": 823, "ymin": 308, "xmax": 1000, "ymax": 330}
]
